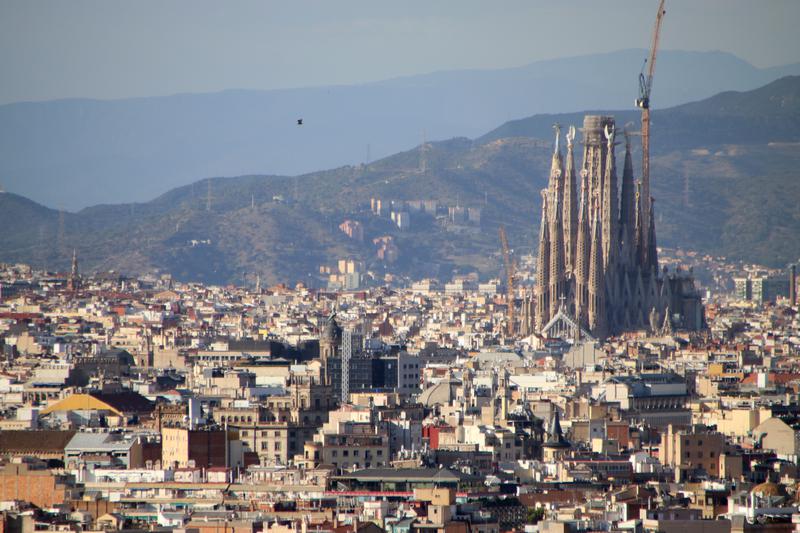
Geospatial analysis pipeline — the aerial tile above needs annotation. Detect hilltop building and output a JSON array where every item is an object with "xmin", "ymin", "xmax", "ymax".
[{"xmin": 530, "ymin": 116, "xmax": 704, "ymax": 339}]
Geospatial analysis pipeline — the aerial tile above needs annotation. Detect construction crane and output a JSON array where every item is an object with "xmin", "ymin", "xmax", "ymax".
[
  {"xmin": 498, "ymin": 225, "xmax": 515, "ymax": 337},
  {"xmin": 636, "ymin": 0, "xmax": 666, "ymax": 259}
]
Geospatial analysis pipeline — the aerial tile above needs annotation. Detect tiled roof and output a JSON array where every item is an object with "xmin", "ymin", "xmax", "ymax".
[{"xmin": 0, "ymin": 430, "xmax": 76, "ymax": 453}]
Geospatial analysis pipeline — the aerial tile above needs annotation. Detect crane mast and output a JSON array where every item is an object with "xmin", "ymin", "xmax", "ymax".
[
  {"xmin": 636, "ymin": 0, "xmax": 666, "ymax": 265},
  {"xmin": 498, "ymin": 225, "xmax": 516, "ymax": 337}
]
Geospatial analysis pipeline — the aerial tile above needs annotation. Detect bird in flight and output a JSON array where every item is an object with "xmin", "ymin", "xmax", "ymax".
[{"xmin": 297, "ymin": 119, "xmax": 303, "ymax": 126}]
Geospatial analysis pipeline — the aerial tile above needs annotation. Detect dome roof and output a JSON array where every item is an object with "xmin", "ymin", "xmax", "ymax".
[{"xmin": 751, "ymin": 481, "xmax": 784, "ymax": 497}]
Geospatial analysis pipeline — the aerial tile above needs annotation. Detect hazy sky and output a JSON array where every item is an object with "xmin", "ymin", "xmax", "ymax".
[{"xmin": 1, "ymin": 0, "xmax": 798, "ymax": 105}]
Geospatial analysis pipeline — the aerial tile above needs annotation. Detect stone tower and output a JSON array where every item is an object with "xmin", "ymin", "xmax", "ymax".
[
  {"xmin": 319, "ymin": 312, "xmax": 342, "ymax": 385},
  {"xmin": 534, "ymin": 191, "xmax": 551, "ymax": 331}
]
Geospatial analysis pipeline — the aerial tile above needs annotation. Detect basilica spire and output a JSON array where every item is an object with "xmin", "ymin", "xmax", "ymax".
[
  {"xmin": 588, "ymin": 194, "xmax": 607, "ymax": 338},
  {"xmin": 634, "ymin": 182, "xmax": 644, "ymax": 268},
  {"xmin": 619, "ymin": 130, "xmax": 636, "ymax": 267},
  {"xmin": 647, "ymin": 197, "xmax": 659, "ymax": 272},
  {"xmin": 563, "ymin": 126, "xmax": 578, "ymax": 275},
  {"xmin": 601, "ymin": 124, "xmax": 618, "ymax": 273},
  {"xmin": 548, "ymin": 124, "xmax": 565, "ymax": 237},
  {"xmin": 549, "ymin": 189, "xmax": 566, "ymax": 319},
  {"xmin": 535, "ymin": 190, "xmax": 551, "ymax": 332},
  {"xmin": 574, "ymin": 175, "xmax": 590, "ymax": 327}
]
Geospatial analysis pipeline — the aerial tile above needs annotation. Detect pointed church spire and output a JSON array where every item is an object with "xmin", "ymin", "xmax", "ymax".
[
  {"xmin": 548, "ymin": 124, "xmax": 564, "ymax": 192},
  {"xmin": 647, "ymin": 197, "xmax": 659, "ymax": 272},
  {"xmin": 601, "ymin": 124, "xmax": 618, "ymax": 272},
  {"xmin": 588, "ymin": 194, "xmax": 607, "ymax": 338},
  {"xmin": 563, "ymin": 126, "xmax": 578, "ymax": 275},
  {"xmin": 574, "ymin": 174, "xmax": 590, "ymax": 328},
  {"xmin": 548, "ymin": 124, "xmax": 564, "ymax": 242},
  {"xmin": 549, "ymin": 189, "xmax": 566, "ymax": 320},
  {"xmin": 619, "ymin": 130, "xmax": 636, "ymax": 267},
  {"xmin": 545, "ymin": 408, "xmax": 568, "ymax": 447},
  {"xmin": 634, "ymin": 182, "xmax": 645, "ymax": 268},
  {"xmin": 535, "ymin": 191, "xmax": 551, "ymax": 332}
]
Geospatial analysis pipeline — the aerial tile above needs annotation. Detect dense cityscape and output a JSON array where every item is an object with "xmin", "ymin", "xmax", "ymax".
[{"xmin": 0, "ymin": 242, "xmax": 798, "ymax": 533}]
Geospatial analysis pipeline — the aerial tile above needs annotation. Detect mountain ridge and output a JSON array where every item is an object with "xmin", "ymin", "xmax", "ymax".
[{"xmin": 3, "ymin": 49, "xmax": 799, "ymax": 211}]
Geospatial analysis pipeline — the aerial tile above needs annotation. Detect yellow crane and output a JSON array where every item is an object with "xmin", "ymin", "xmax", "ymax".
[
  {"xmin": 498, "ymin": 225, "xmax": 516, "ymax": 337},
  {"xmin": 636, "ymin": 0, "xmax": 666, "ymax": 256}
]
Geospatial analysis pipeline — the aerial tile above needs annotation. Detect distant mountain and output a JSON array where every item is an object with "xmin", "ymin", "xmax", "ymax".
[
  {"xmin": 1, "ymin": 76, "xmax": 799, "ymax": 285},
  {"xmin": 482, "ymin": 75, "xmax": 800, "ymax": 149},
  {"xmin": 2, "ymin": 49, "xmax": 799, "ymax": 210}
]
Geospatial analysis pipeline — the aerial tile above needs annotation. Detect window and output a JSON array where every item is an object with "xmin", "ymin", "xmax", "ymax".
[
  {"xmin": 274, "ymin": 442, "xmax": 281, "ymax": 450},
  {"xmin": 241, "ymin": 430, "xmax": 248, "ymax": 436},
  {"xmin": 710, "ymin": 451, "xmax": 715, "ymax": 457},
  {"xmin": 354, "ymin": 450, "xmax": 359, "ymax": 456},
  {"xmin": 698, "ymin": 451, "xmax": 703, "ymax": 458},
  {"xmin": 332, "ymin": 450, "xmax": 338, "ymax": 457},
  {"xmin": 261, "ymin": 442, "xmax": 268, "ymax": 450},
  {"xmin": 698, "ymin": 440, "xmax": 703, "ymax": 446},
  {"xmin": 685, "ymin": 452, "xmax": 690, "ymax": 458},
  {"xmin": 377, "ymin": 450, "xmax": 383, "ymax": 456},
  {"xmin": 343, "ymin": 450, "xmax": 349, "ymax": 457},
  {"xmin": 684, "ymin": 439, "xmax": 690, "ymax": 446},
  {"xmin": 274, "ymin": 431, "xmax": 280, "ymax": 437}
]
